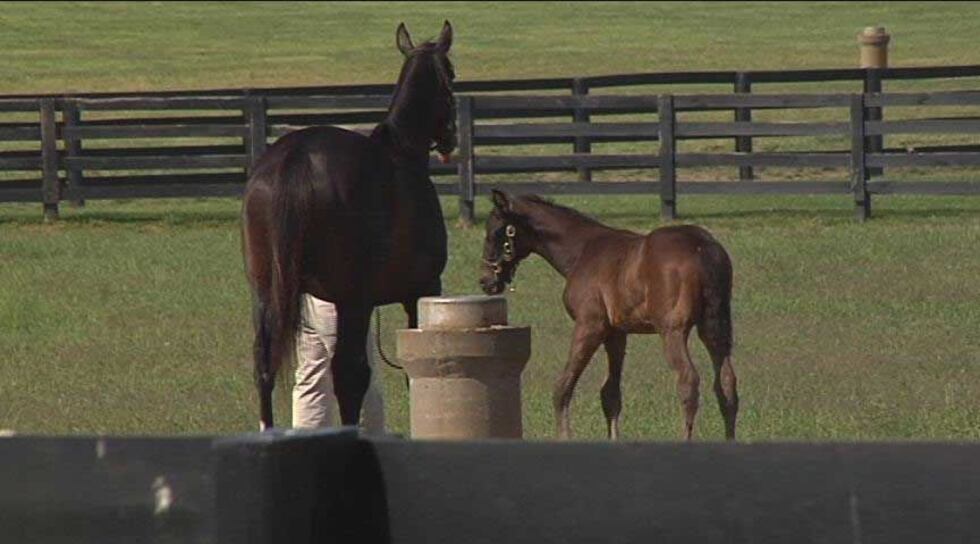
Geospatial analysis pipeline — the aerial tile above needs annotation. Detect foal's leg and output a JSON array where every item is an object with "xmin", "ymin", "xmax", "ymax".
[
  {"xmin": 697, "ymin": 329, "xmax": 739, "ymax": 441},
  {"xmin": 662, "ymin": 328, "xmax": 700, "ymax": 441},
  {"xmin": 332, "ymin": 303, "xmax": 373, "ymax": 426},
  {"xmin": 709, "ymin": 350, "xmax": 738, "ymax": 441},
  {"xmin": 601, "ymin": 331, "xmax": 627, "ymax": 440},
  {"xmin": 553, "ymin": 321, "xmax": 607, "ymax": 440}
]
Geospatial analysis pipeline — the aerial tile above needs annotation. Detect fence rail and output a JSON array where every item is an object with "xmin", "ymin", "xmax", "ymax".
[{"xmin": 1, "ymin": 64, "xmax": 979, "ymax": 221}]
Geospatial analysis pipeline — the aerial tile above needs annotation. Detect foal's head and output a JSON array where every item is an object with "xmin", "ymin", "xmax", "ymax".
[
  {"xmin": 480, "ymin": 190, "xmax": 534, "ymax": 295},
  {"xmin": 389, "ymin": 20, "xmax": 457, "ymax": 161}
]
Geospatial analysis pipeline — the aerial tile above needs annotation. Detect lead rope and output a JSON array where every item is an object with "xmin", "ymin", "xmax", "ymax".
[{"xmin": 374, "ymin": 306, "xmax": 404, "ymax": 370}]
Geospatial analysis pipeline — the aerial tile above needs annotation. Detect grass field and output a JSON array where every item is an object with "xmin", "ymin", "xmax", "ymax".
[
  {"xmin": 1, "ymin": 2, "xmax": 979, "ymax": 440},
  {"xmin": 2, "ymin": 194, "xmax": 978, "ymax": 440},
  {"xmin": 2, "ymin": 2, "xmax": 980, "ymax": 94}
]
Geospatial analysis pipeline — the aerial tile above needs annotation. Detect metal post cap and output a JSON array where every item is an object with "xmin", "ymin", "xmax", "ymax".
[{"xmin": 858, "ymin": 26, "xmax": 890, "ymax": 46}]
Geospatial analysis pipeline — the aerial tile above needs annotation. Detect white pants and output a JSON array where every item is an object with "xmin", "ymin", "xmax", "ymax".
[{"xmin": 292, "ymin": 294, "xmax": 386, "ymax": 435}]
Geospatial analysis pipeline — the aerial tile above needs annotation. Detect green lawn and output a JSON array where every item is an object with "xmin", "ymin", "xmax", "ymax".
[
  {"xmin": 0, "ymin": 2, "xmax": 979, "ymax": 440},
  {"xmin": 1, "ymin": 194, "xmax": 978, "ymax": 440},
  {"xmin": 1, "ymin": 2, "xmax": 979, "ymax": 94}
]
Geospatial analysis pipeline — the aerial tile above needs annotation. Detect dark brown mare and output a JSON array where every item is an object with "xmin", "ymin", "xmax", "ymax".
[
  {"xmin": 480, "ymin": 191, "xmax": 739, "ymax": 441},
  {"xmin": 241, "ymin": 22, "xmax": 456, "ymax": 430}
]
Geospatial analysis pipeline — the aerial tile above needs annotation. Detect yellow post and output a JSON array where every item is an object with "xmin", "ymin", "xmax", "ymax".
[
  {"xmin": 856, "ymin": 26, "xmax": 890, "ymax": 219},
  {"xmin": 858, "ymin": 26, "xmax": 890, "ymax": 69}
]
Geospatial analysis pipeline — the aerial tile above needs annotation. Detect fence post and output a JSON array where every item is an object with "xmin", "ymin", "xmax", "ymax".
[
  {"xmin": 734, "ymin": 72, "xmax": 753, "ymax": 181},
  {"xmin": 859, "ymin": 27, "xmax": 888, "ymax": 180},
  {"xmin": 850, "ymin": 94, "xmax": 871, "ymax": 221},
  {"xmin": 658, "ymin": 94, "xmax": 677, "ymax": 221},
  {"xmin": 863, "ymin": 68, "xmax": 884, "ymax": 180},
  {"xmin": 858, "ymin": 26, "xmax": 890, "ymax": 70},
  {"xmin": 456, "ymin": 95, "xmax": 476, "ymax": 227},
  {"xmin": 572, "ymin": 78, "xmax": 592, "ymax": 182},
  {"xmin": 62, "ymin": 100, "xmax": 84, "ymax": 207},
  {"xmin": 39, "ymin": 98, "xmax": 60, "ymax": 222},
  {"xmin": 245, "ymin": 94, "xmax": 268, "ymax": 177}
]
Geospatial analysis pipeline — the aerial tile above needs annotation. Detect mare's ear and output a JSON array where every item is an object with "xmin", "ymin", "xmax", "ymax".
[
  {"xmin": 436, "ymin": 20, "xmax": 453, "ymax": 53},
  {"xmin": 396, "ymin": 23, "xmax": 414, "ymax": 56},
  {"xmin": 491, "ymin": 189, "xmax": 512, "ymax": 212}
]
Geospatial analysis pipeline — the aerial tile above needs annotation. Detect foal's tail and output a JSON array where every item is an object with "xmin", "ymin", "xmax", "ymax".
[
  {"xmin": 697, "ymin": 240, "xmax": 734, "ymax": 357},
  {"xmin": 248, "ymin": 144, "xmax": 315, "ymax": 428}
]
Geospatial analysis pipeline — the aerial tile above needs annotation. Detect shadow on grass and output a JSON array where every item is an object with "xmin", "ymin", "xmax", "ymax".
[
  {"xmin": 464, "ymin": 205, "xmax": 979, "ymax": 228},
  {"xmin": 0, "ymin": 209, "xmax": 242, "ymax": 227},
  {"xmin": 573, "ymin": 204, "xmax": 980, "ymax": 224},
  {"xmin": 2, "ymin": 203, "xmax": 976, "ymax": 228}
]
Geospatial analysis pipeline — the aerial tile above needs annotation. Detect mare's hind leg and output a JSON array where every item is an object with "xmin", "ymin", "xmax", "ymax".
[
  {"xmin": 332, "ymin": 303, "xmax": 373, "ymax": 426},
  {"xmin": 697, "ymin": 329, "xmax": 739, "ymax": 441},
  {"xmin": 554, "ymin": 321, "xmax": 607, "ymax": 440},
  {"xmin": 601, "ymin": 331, "xmax": 627, "ymax": 440},
  {"xmin": 252, "ymin": 299, "xmax": 275, "ymax": 430},
  {"xmin": 662, "ymin": 328, "xmax": 700, "ymax": 441},
  {"xmin": 402, "ymin": 300, "xmax": 419, "ymax": 329},
  {"xmin": 399, "ymin": 300, "xmax": 419, "ymax": 390}
]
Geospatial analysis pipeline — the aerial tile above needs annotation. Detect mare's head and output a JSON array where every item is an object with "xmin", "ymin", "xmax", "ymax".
[
  {"xmin": 389, "ymin": 20, "xmax": 457, "ymax": 161},
  {"xmin": 480, "ymin": 190, "xmax": 535, "ymax": 295}
]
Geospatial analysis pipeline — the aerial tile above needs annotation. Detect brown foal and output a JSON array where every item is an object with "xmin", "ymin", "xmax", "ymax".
[{"xmin": 480, "ymin": 190, "xmax": 739, "ymax": 441}]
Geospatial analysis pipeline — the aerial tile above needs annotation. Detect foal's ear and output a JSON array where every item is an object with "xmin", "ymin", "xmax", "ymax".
[
  {"xmin": 491, "ymin": 189, "xmax": 512, "ymax": 212},
  {"xmin": 436, "ymin": 20, "xmax": 453, "ymax": 53},
  {"xmin": 396, "ymin": 23, "xmax": 415, "ymax": 56}
]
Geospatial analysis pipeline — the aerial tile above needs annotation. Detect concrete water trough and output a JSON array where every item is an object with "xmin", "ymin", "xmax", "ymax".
[{"xmin": 397, "ymin": 295, "xmax": 531, "ymax": 440}]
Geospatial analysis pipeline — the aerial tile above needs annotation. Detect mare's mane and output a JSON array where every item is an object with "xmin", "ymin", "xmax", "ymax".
[
  {"xmin": 375, "ymin": 38, "xmax": 455, "ymax": 157},
  {"xmin": 406, "ymin": 40, "xmax": 439, "ymax": 53}
]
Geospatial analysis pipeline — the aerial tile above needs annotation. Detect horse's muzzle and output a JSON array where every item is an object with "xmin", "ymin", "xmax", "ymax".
[
  {"xmin": 479, "ymin": 274, "xmax": 505, "ymax": 295},
  {"xmin": 435, "ymin": 117, "xmax": 458, "ymax": 160}
]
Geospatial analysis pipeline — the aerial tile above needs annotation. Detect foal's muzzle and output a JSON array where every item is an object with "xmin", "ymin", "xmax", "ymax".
[{"xmin": 479, "ymin": 273, "xmax": 505, "ymax": 295}]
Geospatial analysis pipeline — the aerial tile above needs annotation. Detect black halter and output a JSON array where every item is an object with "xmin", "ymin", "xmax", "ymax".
[{"xmin": 484, "ymin": 224, "xmax": 517, "ymax": 279}]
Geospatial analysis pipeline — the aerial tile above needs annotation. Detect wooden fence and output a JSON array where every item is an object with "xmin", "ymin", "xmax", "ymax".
[
  {"xmin": 1, "ymin": 65, "xmax": 979, "ymax": 222},
  {"xmin": 455, "ymin": 89, "xmax": 980, "ymax": 223},
  {"xmin": 6, "ymin": 430, "xmax": 980, "ymax": 543}
]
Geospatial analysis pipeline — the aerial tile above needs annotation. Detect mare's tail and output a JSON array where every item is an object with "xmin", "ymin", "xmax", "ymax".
[{"xmin": 246, "ymin": 145, "xmax": 315, "ymax": 429}]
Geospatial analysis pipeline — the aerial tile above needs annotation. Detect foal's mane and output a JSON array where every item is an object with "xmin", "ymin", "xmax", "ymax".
[{"xmin": 519, "ymin": 194, "xmax": 604, "ymax": 227}]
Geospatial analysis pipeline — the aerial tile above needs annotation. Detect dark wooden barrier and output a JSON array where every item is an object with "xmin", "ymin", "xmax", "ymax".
[
  {"xmin": 0, "ymin": 435, "xmax": 214, "ymax": 544},
  {"xmin": 3, "ymin": 431, "xmax": 980, "ymax": 543},
  {"xmin": 1, "ymin": 65, "xmax": 979, "ymax": 222},
  {"xmin": 368, "ymin": 440, "xmax": 980, "ymax": 544},
  {"xmin": 455, "ymin": 89, "xmax": 980, "ymax": 222},
  {"xmin": 213, "ymin": 429, "xmax": 381, "ymax": 544},
  {"xmin": 212, "ymin": 432, "xmax": 980, "ymax": 544}
]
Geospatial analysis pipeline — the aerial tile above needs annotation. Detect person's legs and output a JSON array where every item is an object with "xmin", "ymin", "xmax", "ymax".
[
  {"xmin": 292, "ymin": 294, "xmax": 386, "ymax": 434},
  {"xmin": 292, "ymin": 295, "xmax": 338, "ymax": 429}
]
